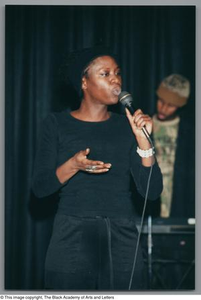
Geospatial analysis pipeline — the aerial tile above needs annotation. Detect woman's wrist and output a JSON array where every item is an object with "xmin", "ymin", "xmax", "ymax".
[
  {"xmin": 56, "ymin": 158, "xmax": 79, "ymax": 184},
  {"xmin": 136, "ymin": 136, "xmax": 152, "ymax": 150},
  {"xmin": 136, "ymin": 142, "xmax": 155, "ymax": 166},
  {"xmin": 137, "ymin": 146, "xmax": 155, "ymax": 158}
]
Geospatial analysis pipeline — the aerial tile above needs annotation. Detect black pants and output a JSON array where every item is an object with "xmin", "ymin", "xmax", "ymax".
[{"xmin": 45, "ymin": 214, "xmax": 146, "ymax": 290}]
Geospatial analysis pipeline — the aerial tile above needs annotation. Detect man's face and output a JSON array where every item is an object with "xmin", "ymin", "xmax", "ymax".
[{"xmin": 156, "ymin": 98, "xmax": 178, "ymax": 121}]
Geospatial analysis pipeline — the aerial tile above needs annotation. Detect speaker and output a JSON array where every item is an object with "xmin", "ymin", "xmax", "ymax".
[{"xmin": 137, "ymin": 217, "xmax": 195, "ymax": 290}]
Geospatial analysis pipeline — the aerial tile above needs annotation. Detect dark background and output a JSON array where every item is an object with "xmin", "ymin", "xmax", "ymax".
[{"xmin": 5, "ymin": 5, "xmax": 195, "ymax": 290}]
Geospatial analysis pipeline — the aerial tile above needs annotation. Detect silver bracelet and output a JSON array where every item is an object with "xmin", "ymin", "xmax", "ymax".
[{"xmin": 136, "ymin": 146, "xmax": 155, "ymax": 158}]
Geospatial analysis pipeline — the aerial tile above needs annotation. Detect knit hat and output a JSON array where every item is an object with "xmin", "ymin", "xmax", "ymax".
[
  {"xmin": 156, "ymin": 74, "xmax": 190, "ymax": 107},
  {"xmin": 65, "ymin": 45, "xmax": 119, "ymax": 96}
]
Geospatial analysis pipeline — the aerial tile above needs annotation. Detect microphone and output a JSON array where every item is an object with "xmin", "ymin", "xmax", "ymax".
[{"xmin": 118, "ymin": 91, "xmax": 153, "ymax": 146}]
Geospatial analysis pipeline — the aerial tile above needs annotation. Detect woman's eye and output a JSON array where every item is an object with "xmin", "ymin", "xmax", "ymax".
[
  {"xmin": 100, "ymin": 72, "xmax": 109, "ymax": 77},
  {"xmin": 100, "ymin": 70, "xmax": 121, "ymax": 77}
]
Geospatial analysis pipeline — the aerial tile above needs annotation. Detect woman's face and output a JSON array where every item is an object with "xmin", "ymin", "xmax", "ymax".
[{"xmin": 82, "ymin": 56, "xmax": 122, "ymax": 105}]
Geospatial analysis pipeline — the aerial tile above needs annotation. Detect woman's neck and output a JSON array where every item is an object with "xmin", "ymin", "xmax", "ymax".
[{"xmin": 71, "ymin": 100, "xmax": 111, "ymax": 122}]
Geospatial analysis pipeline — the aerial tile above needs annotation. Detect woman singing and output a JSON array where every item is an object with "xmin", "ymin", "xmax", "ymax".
[{"xmin": 32, "ymin": 46, "xmax": 163, "ymax": 290}]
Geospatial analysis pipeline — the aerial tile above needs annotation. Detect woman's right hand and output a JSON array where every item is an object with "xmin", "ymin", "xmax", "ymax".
[
  {"xmin": 71, "ymin": 148, "xmax": 112, "ymax": 173},
  {"xmin": 56, "ymin": 148, "xmax": 112, "ymax": 184}
]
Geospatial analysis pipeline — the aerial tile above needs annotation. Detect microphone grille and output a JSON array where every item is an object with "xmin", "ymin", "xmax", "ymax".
[{"xmin": 118, "ymin": 91, "xmax": 133, "ymax": 106}]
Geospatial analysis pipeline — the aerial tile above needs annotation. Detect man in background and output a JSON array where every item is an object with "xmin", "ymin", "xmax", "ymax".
[{"xmin": 153, "ymin": 74, "xmax": 194, "ymax": 218}]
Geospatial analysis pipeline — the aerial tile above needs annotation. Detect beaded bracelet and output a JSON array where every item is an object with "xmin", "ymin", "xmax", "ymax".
[{"xmin": 136, "ymin": 146, "xmax": 155, "ymax": 158}]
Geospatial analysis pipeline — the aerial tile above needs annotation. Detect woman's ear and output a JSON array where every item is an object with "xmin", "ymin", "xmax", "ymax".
[{"xmin": 82, "ymin": 76, "xmax": 87, "ymax": 90}]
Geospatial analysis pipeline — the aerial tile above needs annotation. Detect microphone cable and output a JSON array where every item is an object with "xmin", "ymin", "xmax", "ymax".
[
  {"xmin": 118, "ymin": 90, "xmax": 156, "ymax": 290},
  {"xmin": 128, "ymin": 159, "xmax": 154, "ymax": 290}
]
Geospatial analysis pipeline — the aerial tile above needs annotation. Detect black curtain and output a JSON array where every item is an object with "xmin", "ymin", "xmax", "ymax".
[{"xmin": 5, "ymin": 5, "xmax": 195, "ymax": 290}]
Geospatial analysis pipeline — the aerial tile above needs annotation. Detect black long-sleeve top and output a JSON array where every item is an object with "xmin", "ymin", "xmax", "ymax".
[{"xmin": 32, "ymin": 110, "xmax": 163, "ymax": 218}]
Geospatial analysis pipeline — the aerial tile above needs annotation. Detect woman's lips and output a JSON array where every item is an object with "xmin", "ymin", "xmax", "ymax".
[{"xmin": 112, "ymin": 86, "xmax": 121, "ymax": 96}]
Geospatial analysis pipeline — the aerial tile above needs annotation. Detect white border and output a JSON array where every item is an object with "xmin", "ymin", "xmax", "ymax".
[{"xmin": 0, "ymin": 0, "xmax": 200, "ymax": 296}]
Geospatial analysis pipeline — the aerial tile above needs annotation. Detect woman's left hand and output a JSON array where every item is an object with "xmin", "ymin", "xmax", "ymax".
[
  {"xmin": 125, "ymin": 108, "xmax": 155, "ymax": 166},
  {"xmin": 125, "ymin": 108, "xmax": 153, "ymax": 140}
]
